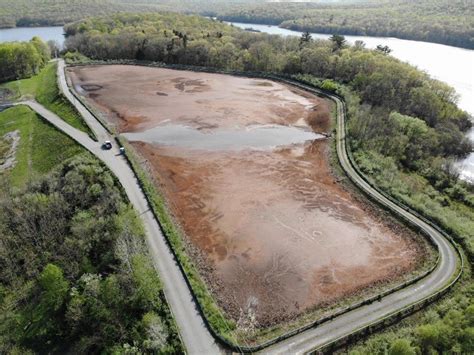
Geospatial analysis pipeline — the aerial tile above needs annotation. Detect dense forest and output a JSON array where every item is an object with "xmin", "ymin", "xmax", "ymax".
[
  {"xmin": 0, "ymin": 37, "xmax": 50, "ymax": 82},
  {"xmin": 0, "ymin": 154, "xmax": 182, "ymax": 353},
  {"xmin": 217, "ymin": 0, "xmax": 474, "ymax": 49},
  {"xmin": 1, "ymin": 0, "xmax": 472, "ymax": 48},
  {"xmin": 0, "ymin": 0, "xmax": 260, "ymax": 28},
  {"xmin": 351, "ymin": 293, "xmax": 474, "ymax": 354},
  {"xmin": 62, "ymin": 12, "xmax": 474, "ymax": 353}
]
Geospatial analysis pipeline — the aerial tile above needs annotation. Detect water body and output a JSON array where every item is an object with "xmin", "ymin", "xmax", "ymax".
[
  {"xmin": 229, "ymin": 22, "xmax": 474, "ymax": 181},
  {"xmin": 0, "ymin": 26, "xmax": 65, "ymax": 47},
  {"xmin": 124, "ymin": 123, "xmax": 324, "ymax": 151}
]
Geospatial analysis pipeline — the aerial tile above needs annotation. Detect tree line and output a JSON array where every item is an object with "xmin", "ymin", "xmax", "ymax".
[
  {"xmin": 2, "ymin": 0, "xmax": 471, "ymax": 49},
  {"xmin": 0, "ymin": 0, "xmax": 261, "ymax": 28},
  {"xmin": 351, "ymin": 298, "xmax": 474, "ymax": 355},
  {"xmin": 0, "ymin": 155, "xmax": 182, "ymax": 354},
  {"xmin": 0, "ymin": 37, "xmax": 50, "ymax": 82},
  {"xmin": 216, "ymin": 0, "xmax": 474, "ymax": 49}
]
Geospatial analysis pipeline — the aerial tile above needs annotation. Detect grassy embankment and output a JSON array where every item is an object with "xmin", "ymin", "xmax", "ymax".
[
  {"xmin": 1, "ymin": 62, "xmax": 93, "ymax": 137},
  {"xmin": 288, "ymin": 75, "xmax": 474, "ymax": 354},
  {"xmin": 0, "ymin": 105, "xmax": 84, "ymax": 186},
  {"xmin": 0, "ymin": 72, "xmax": 184, "ymax": 354},
  {"xmin": 355, "ymin": 153, "xmax": 474, "ymax": 258},
  {"xmin": 346, "ymin": 154, "xmax": 473, "ymax": 354},
  {"xmin": 0, "ymin": 62, "xmax": 94, "ymax": 186}
]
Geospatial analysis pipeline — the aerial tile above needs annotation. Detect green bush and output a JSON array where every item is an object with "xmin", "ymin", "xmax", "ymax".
[
  {"xmin": 64, "ymin": 51, "xmax": 90, "ymax": 64},
  {"xmin": 320, "ymin": 79, "xmax": 338, "ymax": 92}
]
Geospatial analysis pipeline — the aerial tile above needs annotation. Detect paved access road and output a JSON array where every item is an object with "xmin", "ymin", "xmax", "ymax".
[
  {"xmin": 258, "ymin": 83, "xmax": 460, "ymax": 354},
  {"xmin": 20, "ymin": 61, "xmax": 460, "ymax": 355},
  {"xmin": 17, "ymin": 60, "xmax": 222, "ymax": 355}
]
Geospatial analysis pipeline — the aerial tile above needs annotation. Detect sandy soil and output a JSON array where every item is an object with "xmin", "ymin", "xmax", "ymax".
[
  {"xmin": 69, "ymin": 65, "xmax": 424, "ymax": 327},
  {"xmin": 0, "ymin": 130, "xmax": 19, "ymax": 171}
]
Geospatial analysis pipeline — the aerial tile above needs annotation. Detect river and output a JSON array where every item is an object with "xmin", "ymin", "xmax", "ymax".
[
  {"xmin": 1, "ymin": 24, "xmax": 473, "ymax": 180},
  {"xmin": 0, "ymin": 26, "xmax": 65, "ymax": 46}
]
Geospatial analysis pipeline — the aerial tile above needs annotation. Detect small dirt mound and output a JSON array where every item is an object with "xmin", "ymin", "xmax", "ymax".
[
  {"xmin": 254, "ymin": 81, "xmax": 273, "ymax": 87},
  {"xmin": 0, "ymin": 130, "xmax": 20, "ymax": 171},
  {"xmin": 0, "ymin": 88, "xmax": 14, "ymax": 103},
  {"xmin": 81, "ymin": 84, "xmax": 103, "ymax": 91}
]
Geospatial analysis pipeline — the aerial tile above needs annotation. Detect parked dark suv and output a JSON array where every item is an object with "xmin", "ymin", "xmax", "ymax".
[{"xmin": 102, "ymin": 140, "xmax": 112, "ymax": 150}]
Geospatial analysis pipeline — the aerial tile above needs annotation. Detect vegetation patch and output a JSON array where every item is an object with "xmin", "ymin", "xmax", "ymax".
[
  {"xmin": 217, "ymin": 0, "xmax": 474, "ymax": 49},
  {"xmin": 348, "ymin": 267, "xmax": 473, "ymax": 355},
  {"xmin": 0, "ymin": 37, "xmax": 50, "ymax": 83},
  {"xmin": 0, "ymin": 105, "xmax": 83, "ymax": 187},
  {"xmin": 0, "ymin": 155, "xmax": 183, "ymax": 354},
  {"xmin": 0, "ymin": 130, "xmax": 19, "ymax": 171},
  {"xmin": 1, "ymin": 63, "xmax": 93, "ymax": 136},
  {"xmin": 0, "ymin": 88, "xmax": 13, "ymax": 102},
  {"xmin": 0, "ymin": 135, "xmax": 9, "ymax": 162}
]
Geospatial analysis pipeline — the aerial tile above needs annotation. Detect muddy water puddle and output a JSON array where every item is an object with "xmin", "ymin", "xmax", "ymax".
[
  {"xmin": 123, "ymin": 123, "xmax": 325, "ymax": 151},
  {"xmin": 68, "ymin": 65, "xmax": 426, "ymax": 327}
]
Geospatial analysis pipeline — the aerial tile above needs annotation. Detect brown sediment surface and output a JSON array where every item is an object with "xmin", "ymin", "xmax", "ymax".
[
  {"xmin": 69, "ymin": 65, "xmax": 425, "ymax": 327},
  {"xmin": 68, "ymin": 65, "xmax": 331, "ymax": 134}
]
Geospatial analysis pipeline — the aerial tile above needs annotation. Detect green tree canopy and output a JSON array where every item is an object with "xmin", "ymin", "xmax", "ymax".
[{"xmin": 388, "ymin": 339, "xmax": 416, "ymax": 355}]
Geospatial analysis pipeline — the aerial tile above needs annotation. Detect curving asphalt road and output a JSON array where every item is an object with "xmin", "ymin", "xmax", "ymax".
[
  {"xmin": 17, "ymin": 61, "xmax": 460, "ymax": 354},
  {"xmin": 259, "ymin": 83, "xmax": 460, "ymax": 354},
  {"xmin": 15, "ymin": 60, "xmax": 222, "ymax": 354}
]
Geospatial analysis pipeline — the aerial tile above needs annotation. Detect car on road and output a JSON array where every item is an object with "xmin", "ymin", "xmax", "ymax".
[{"xmin": 102, "ymin": 140, "xmax": 112, "ymax": 150}]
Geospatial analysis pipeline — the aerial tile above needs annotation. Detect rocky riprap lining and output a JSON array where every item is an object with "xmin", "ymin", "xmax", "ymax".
[{"xmin": 0, "ymin": 130, "xmax": 20, "ymax": 171}]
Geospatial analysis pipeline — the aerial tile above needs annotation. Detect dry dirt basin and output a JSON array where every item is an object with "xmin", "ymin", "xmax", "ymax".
[{"xmin": 69, "ymin": 65, "xmax": 427, "ymax": 329}]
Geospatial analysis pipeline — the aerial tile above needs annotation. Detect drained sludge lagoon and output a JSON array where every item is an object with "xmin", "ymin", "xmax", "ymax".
[{"xmin": 69, "ymin": 65, "xmax": 429, "ymax": 328}]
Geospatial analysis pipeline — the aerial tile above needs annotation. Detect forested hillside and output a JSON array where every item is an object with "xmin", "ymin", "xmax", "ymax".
[
  {"xmin": 217, "ymin": 0, "xmax": 474, "ymax": 49},
  {"xmin": 0, "ymin": 37, "xmax": 50, "ymax": 82},
  {"xmin": 62, "ymin": 12, "xmax": 474, "ymax": 353},
  {"xmin": 0, "ymin": 0, "xmax": 260, "ymax": 28},
  {"xmin": 0, "ymin": 154, "xmax": 182, "ymax": 353},
  {"xmin": 1, "ymin": 0, "xmax": 472, "ymax": 48}
]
